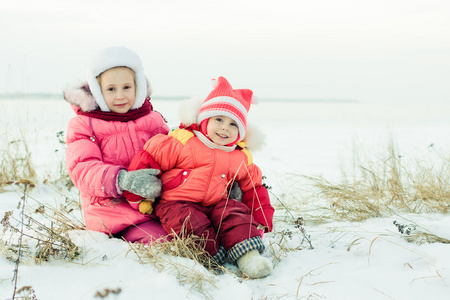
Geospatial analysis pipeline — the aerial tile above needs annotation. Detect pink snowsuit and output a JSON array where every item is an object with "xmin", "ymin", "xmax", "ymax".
[{"xmin": 64, "ymin": 82, "xmax": 170, "ymax": 244}]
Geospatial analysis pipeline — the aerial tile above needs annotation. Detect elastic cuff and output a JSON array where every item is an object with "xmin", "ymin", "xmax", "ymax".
[
  {"xmin": 227, "ymin": 236, "xmax": 265, "ymax": 262},
  {"xmin": 128, "ymin": 200, "xmax": 141, "ymax": 211},
  {"xmin": 211, "ymin": 245, "xmax": 227, "ymax": 265},
  {"xmin": 104, "ymin": 166, "xmax": 126, "ymax": 197}
]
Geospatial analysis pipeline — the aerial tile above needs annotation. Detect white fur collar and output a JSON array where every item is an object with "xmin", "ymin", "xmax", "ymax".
[
  {"xmin": 63, "ymin": 80, "xmax": 152, "ymax": 112},
  {"xmin": 63, "ymin": 82, "xmax": 98, "ymax": 112}
]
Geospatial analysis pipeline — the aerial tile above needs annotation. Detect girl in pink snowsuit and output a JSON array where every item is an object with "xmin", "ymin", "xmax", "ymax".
[
  {"xmin": 126, "ymin": 76, "xmax": 275, "ymax": 278},
  {"xmin": 64, "ymin": 46, "xmax": 170, "ymax": 244}
]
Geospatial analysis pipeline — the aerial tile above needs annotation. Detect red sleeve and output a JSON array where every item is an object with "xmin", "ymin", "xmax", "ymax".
[
  {"xmin": 128, "ymin": 150, "xmax": 162, "ymax": 173},
  {"xmin": 123, "ymin": 150, "xmax": 162, "ymax": 203},
  {"xmin": 241, "ymin": 186, "xmax": 274, "ymax": 232}
]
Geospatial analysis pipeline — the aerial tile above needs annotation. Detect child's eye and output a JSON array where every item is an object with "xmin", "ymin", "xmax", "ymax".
[
  {"xmin": 124, "ymin": 85, "xmax": 131, "ymax": 89},
  {"xmin": 107, "ymin": 87, "xmax": 115, "ymax": 92},
  {"xmin": 231, "ymin": 122, "xmax": 238, "ymax": 127},
  {"xmin": 215, "ymin": 117, "xmax": 223, "ymax": 122}
]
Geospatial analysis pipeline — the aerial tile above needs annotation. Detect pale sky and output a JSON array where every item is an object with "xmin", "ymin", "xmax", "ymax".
[{"xmin": 1, "ymin": 0, "xmax": 450, "ymax": 103}]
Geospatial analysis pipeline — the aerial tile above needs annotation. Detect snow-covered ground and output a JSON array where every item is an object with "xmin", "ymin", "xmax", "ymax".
[{"xmin": 1, "ymin": 97, "xmax": 450, "ymax": 299}]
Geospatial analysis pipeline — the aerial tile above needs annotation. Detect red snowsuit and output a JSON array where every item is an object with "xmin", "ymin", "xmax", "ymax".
[{"xmin": 126, "ymin": 128, "xmax": 274, "ymax": 260}]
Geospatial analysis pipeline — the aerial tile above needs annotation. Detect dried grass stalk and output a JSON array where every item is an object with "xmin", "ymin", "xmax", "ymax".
[
  {"xmin": 1, "ymin": 191, "xmax": 83, "ymax": 265},
  {"xmin": 128, "ymin": 233, "xmax": 224, "ymax": 298},
  {"xmin": 0, "ymin": 134, "xmax": 37, "ymax": 189},
  {"xmin": 393, "ymin": 220, "xmax": 450, "ymax": 244},
  {"xmin": 267, "ymin": 228, "xmax": 304, "ymax": 264},
  {"xmin": 302, "ymin": 141, "xmax": 450, "ymax": 222},
  {"xmin": 404, "ymin": 231, "xmax": 450, "ymax": 244}
]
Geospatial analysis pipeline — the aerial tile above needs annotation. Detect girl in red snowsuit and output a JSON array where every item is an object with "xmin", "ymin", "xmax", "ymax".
[{"xmin": 126, "ymin": 76, "xmax": 274, "ymax": 278}]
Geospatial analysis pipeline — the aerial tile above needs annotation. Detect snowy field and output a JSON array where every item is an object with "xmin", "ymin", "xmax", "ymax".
[{"xmin": 1, "ymin": 96, "xmax": 450, "ymax": 299}]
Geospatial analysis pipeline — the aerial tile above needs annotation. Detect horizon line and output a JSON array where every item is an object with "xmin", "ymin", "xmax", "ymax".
[{"xmin": 0, "ymin": 92, "xmax": 360, "ymax": 103}]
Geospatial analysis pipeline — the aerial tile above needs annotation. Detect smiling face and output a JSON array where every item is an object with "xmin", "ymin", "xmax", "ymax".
[
  {"xmin": 98, "ymin": 67, "xmax": 136, "ymax": 113},
  {"xmin": 206, "ymin": 115, "xmax": 239, "ymax": 146}
]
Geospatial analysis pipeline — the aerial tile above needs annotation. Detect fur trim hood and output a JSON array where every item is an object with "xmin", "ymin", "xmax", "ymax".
[
  {"xmin": 63, "ymin": 81, "xmax": 152, "ymax": 112},
  {"xmin": 178, "ymin": 96, "xmax": 265, "ymax": 151},
  {"xmin": 87, "ymin": 46, "xmax": 149, "ymax": 112}
]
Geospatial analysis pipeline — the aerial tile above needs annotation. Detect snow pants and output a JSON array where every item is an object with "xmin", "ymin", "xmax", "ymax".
[
  {"xmin": 155, "ymin": 198, "xmax": 262, "ymax": 259},
  {"xmin": 115, "ymin": 217, "xmax": 171, "ymax": 245}
]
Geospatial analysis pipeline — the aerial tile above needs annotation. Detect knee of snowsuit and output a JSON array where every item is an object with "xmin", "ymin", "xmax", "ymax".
[
  {"xmin": 114, "ymin": 218, "xmax": 171, "ymax": 245},
  {"xmin": 155, "ymin": 198, "xmax": 261, "ymax": 256}
]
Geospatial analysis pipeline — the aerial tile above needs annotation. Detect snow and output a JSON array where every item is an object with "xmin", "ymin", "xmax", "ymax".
[{"xmin": 1, "ymin": 97, "xmax": 450, "ymax": 299}]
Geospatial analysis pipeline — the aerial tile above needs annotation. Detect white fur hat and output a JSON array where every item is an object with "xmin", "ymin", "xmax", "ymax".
[{"xmin": 87, "ymin": 46, "xmax": 148, "ymax": 111}]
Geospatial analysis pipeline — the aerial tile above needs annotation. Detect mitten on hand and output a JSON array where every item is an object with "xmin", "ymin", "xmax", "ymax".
[
  {"xmin": 138, "ymin": 200, "xmax": 154, "ymax": 214},
  {"xmin": 118, "ymin": 169, "xmax": 162, "ymax": 199}
]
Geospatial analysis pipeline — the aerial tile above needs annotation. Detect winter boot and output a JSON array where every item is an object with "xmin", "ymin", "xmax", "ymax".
[{"xmin": 237, "ymin": 249, "xmax": 272, "ymax": 278}]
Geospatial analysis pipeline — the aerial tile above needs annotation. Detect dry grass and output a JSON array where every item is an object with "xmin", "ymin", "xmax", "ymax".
[
  {"xmin": 0, "ymin": 133, "xmax": 37, "ymax": 190},
  {"xmin": 8, "ymin": 285, "xmax": 38, "ymax": 300},
  {"xmin": 405, "ymin": 231, "xmax": 450, "ymax": 244},
  {"xmin": 0, "ymin": 130, "xmax": 74, "ymax": 191},
  {"xmin": 0, "ymin": 131, "xmax": 82, "ymax": 262},
  {"xmin": 2, "ymin": 125, "xmax": 450, "ymax": 298},
  {"xmin": 392, "ymin": 219, "xmax": 450, "ymax": 245},
  {"xmin": 0, "ymin": 182, "xmax": 83, "ymax": 265},
  {"xmin": 297, "ymin": 141, "xmax": 450, "ymax": 223},
  {"xmin": 45, "ymin": 130, "xmax": 74, "ymax": 189},
  {"xmin": 1, "ymin": 209, "xmax": 83, "ymax": 265},
  {"xmin": 128, "ymin": 233, "xmax": 223, "ymax": 299},
  {"xmin": 267, "ymin": 228, "xmax": 305, "ymax": 265},
  {"xmin": 127, "ymin": 225, "xmax": 306, "ymax": 298},
  {"xmin": 1, "ymin": 181, "xmax": 82, "ymax": 300},
  {"xmin": 266, "ymin": 217, "xmax": 312, "ymax": 266},
  {"xmin": 126, "ymin": 215, "xmax": 309, "ymax": 296}
]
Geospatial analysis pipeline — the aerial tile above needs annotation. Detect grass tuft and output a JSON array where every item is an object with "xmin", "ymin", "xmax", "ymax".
[
  {"xmin": 393, "ymin": 220, "xmax": 450, "ymax": 244},
  {"xmin": 0, "ymin": 186, "xmax": 83, "ymax": 265},
  {"xmin": 128, "ymin": 233, "xmax": 223, "ymax": 299},
  {"xmin": 297, "ymin": 141, "xmax": 450, "ymax": 223},
  {"xmin": 0, "ymin": 134, "xmax": 37, "ymax": 189}
]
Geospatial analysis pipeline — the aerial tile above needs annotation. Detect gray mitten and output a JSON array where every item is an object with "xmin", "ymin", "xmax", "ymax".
[
  {"xmin": 229, "ymin": 182, "xmax": 243, "ymax": 201},
  {"xmin": 118, "ymin": 169, "xmax": 162, "ymax": 199}
]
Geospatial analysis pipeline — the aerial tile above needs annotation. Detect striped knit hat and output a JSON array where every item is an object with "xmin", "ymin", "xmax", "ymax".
[{"xmin": 197, "ymin": 76, "xmax": 257, "ymax": 141}]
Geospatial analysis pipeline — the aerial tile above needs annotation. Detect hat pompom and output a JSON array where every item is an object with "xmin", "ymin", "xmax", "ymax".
[
  {"xmin": 251, "ymin": 95, "xmax": 259, "ymax": 104},
  {"xmin": 211, "ymin": 78, "xmax": 219, "ymax": 88},
  {"xmin": 179, "ymin": 96, "xmax": 204, "ymax": 127}
]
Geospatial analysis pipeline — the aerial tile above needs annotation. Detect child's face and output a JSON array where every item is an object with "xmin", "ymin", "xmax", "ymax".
[
  {"xmin": 99, "ymin": 67, "xmax": 136, "ymax": 113},
  {"xmin": 206, "ymin": 116, "xmax": 239, "ymax": 146}
]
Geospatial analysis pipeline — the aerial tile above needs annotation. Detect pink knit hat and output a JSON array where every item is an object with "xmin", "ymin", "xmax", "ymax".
[{"xmin": 197, "ymin": 76, "xmax": 257, "ymax": 141}]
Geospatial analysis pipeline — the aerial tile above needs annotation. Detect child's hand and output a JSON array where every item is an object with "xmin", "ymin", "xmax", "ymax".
[
  {"xmin": 118, "ymin": 169, "xmax": 162, "ymax": 199},
  {"xmin": 139, "ymin": 200, "xmax": 154, "ymax": 214}
]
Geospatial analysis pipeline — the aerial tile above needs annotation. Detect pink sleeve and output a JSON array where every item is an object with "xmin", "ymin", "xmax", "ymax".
[{"xmin": 66, "ymin": 117, "xmax": 124, "ymax": 198}]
